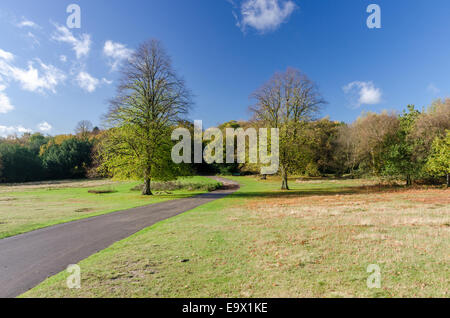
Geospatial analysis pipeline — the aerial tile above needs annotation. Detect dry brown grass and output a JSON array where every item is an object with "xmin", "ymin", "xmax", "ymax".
[
  {"xmin": 0, "ymin": 179, "xmax": 117, "ymax": 193},
  {"xmin": 246, "ymin": 187, "xmax": 450, "ymax": 210},
  {"xmin": 22, "ymin": 177, "xmax": 450, "ymax": 298}
]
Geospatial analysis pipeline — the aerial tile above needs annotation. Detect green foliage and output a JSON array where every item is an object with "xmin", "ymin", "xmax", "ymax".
[
  {"xmin": 100, "ymin": 126, "xmax": 189, "ymax": 182},
  {"xmin": 425, "ymin": 130, "xmax": 450, "ymax": 179},
  {"xmin": 250, "ymin": 68, "xmax": 326, "ymax": 189},
  {"xmin": 0, "ymin": 98, "xmax": 447, "ymax": 186},
  {"xmin": 0, "ymin": 143, "xmax": 44, "ymax": 182},
  {"xmin": 334, "ymin": 111, "xmax": 400, "ymax": 178},
  {"xmin": 101, "ymin": 40, "xmax": 192, "ymax": 195},
  {"xmin": 382, "ymin": 105, "xmax": 422, "ymax": 184},
  {"xmin": 27, "ymin": 133, "xmax": 51, "ymax": 155},
  {"xmin": 304, "ymin": 162, "xmax": 321, "ymax": 177},
  {"xmin": 41, "ymin": 137, "xmax": 93, "ymax": 179},
  {"xmin": 305, "ymin": 118, "xmax": 343, "ymax": 175}
]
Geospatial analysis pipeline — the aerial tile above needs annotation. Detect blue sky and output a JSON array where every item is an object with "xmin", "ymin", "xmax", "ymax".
[{"xmin": 0, "ymin": 0, "xmax": 449, "ymax": 136}]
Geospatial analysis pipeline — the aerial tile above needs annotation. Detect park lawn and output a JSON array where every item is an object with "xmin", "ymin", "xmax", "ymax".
[
  {"xmin": 0, "ymin": 176, "xmax": 221, "ymax": 239},
  {"xmin": 22, "ymin": 176, "xmax": 449, "ymax": 298}
]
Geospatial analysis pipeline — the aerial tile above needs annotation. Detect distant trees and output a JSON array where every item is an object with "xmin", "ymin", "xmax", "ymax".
[
  {"xmin": 334, "ymin": 111, "xmax": 400, "ymax": 178},
  {"xmin": 41, "ymin": 138, "xmax": 93, "ymax": 179},
  {"xmin": 27, "ymin": 133, "xmax": 50, "ymax": 155},
  {"xmin": 333, "ymin": 123, "xmax": 360, "ymax": 176},
  {"xmin": 250, "ymin": 68, "xmax": 326, "ymax": 190},
  {"xmin": 332, "ymin": 100, "xmax": 450, "ymax": 186},
  {"xmin": 305, "ymin": 118, "xmax": 342, "ymax": 176},
  {"xmin": 351, "ymin": 111, "xmax": 399, "ymax": 176},
  {"xmin": 411, "ymin": 99, "xmax": 450, "ymax": 162},
  {"xmin": 0, "ymin": 132, "xmax": 97, "ymax": 183},
  {"xmin": 0, "ymin": 142, "xmax": 43, "ymax": 182},
  {"xmin": 75, "ymin": 120, "xmax": 94, "ymax": 138},
  {"xmin": 0, "ymin": 65, "xmax": 448, "ymax": 188},
  {"xmin": 0, "ymin": 133, "xmax": 50, "ymax": 182},
  {"xmin": 426, "ymin": 130, "xmax": 450, "ymax": 187},
  {"xmin": 379, "ymin": 102, "xmax": 449, "ymax": 185},
  {"xmin": 382, "ymin": 105, "xmax": 421, "ymax": 185},
  {"xmin": 100, "ymin": 39, "xmax": 192, "ymax": 195},
  {"xmin": 242, "ymin": 98, "xmax": 448, "ymax": 186}
]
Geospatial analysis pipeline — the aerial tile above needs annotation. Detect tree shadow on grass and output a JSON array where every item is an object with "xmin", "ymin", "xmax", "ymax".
[
  {"xmin": 228, "ymin": 183, "xmax": 411, "ymax": 200},
  {"xmin": 149, "ymin": 182, "xmax": 430, "ymax": 201}
]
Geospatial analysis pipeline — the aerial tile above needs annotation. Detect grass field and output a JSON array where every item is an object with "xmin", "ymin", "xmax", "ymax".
[
  {"xmin": 22, "ymin": 176, "xmax": 449, "ymax": 298},
  {"xmin": 0, "ymin": 176, "xmax": 221, "ymax": 239}
]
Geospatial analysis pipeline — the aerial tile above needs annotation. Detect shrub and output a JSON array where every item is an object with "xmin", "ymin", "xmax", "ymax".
[
  {"xmin": 131, "ymin": 180, "xmax": 220, "ymax": 192},
  {"xmin": 305, "ymin": 162, "xmax": 321, "ymax": 177}
]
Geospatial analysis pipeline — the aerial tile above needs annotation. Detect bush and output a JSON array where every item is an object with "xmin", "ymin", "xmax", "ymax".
[
  {"xmin": 88, "ymin": 186, "xmax": 117, "ymax": 194},
  {"xmin": 131, "ymin": 180, "xmax": 220, "ymax": 192},
  {"xmin": 305, "ymin": 162, "xmax": 321, "ymax": 177}
]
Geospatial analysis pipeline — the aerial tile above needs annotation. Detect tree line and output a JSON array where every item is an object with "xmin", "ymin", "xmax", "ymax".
[
  {"xmin": 0, "ymin": 125, "xmax": 99, "ymax": 183},
  {"xmin": 1, "ymin": 39, "xmax": 448, "ymax": 191}
]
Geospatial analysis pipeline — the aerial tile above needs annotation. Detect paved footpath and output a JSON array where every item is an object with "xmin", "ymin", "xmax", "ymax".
[{"xmin": 0, "ymin": 177, "xmax": 238, "ymax": 298}]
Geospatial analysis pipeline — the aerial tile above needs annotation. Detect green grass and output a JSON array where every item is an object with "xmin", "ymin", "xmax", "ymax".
[
  {"xmin": 0, "ymin": 176, "xmax": 221, "ymax": 239},
  {"xmin": 22, "ymin": 176, "xmax": 449, "ymax": 298}
]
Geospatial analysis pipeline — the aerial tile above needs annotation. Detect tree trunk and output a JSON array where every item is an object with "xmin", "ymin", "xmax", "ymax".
[
  {"xmin": 406, "ymin": 175, "xmax": 412, "ymax": 186},
  {"xmin": 142, "ymin": 174, "xmax": 152, "ymax": 196},
  {"xmin": 447, "ymin": 173, "xmax": 449, "ymax": 188},
  {"xmin": 281, "ymin": 167, "xmax": 289, "ymax": 190},
  {"xmin": 371, "ymin": 152, "xmax": 377, "ymax": 175}
]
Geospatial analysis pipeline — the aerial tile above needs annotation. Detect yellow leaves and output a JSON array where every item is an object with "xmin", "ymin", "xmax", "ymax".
[{"xmin": 39, "ymin": 134, "xmax": 73, "ymax": 155}]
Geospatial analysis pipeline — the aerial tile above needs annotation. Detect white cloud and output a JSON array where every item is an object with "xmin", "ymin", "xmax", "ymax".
[
  {"xmin": 52, "ymin": 24, "xmax": 91, "ymax": 59},
  {"xmin": 0, "ymin": 125, "xmax": 31, "ymax": 137},
  {"xmin": 234, "ymin": 0, "xmax": 297, "ymax": 33},
  {"xmin": 0, "ymin": 49, "xmax": 14, "ymax": 62},
  {"xmin": 26, "ymin": 32, "xmax": 40, "ymax": 47},
  {"xmin": 17, "ymin": 18, "xmax": 39, "ymax": 29},
  {"xmin": 38, "ymin": 121, "xmax": 52, "ymax": 132},
  {"xmin": 0, "ymin": 85, "xmax": 14, "ymax": 114},
  {"xmin": 343, "ymin": 81, "xmax": 382, "ymax": 108},
  {"xmin": 76, "ymin": 71, "xmax": 99, "ymax": 93},
  {"xmin": 427, "ymin": 83, "xmax": 440, "ymax": 95},
  {"xmin": 0, "ymin": 58, "xmax": 66, "ymax": 94},
  {"xmin": 102, "ymin": 78, "xmax": 113, "ymax": 85},
  {"xmin": 103, "ymin": 40, "xmax": 133, "ymax": 71},
  {"xmin": 0, "ymin": 50, "xmax": 15, "ymax": 114}
]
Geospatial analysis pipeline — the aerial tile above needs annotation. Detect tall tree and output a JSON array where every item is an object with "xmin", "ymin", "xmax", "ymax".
[
  {"xmin": 382, "ymin": 105, "xmax": 421, "ymax": 185},
  {"xmin": 250, "ymin": 68, "xmax": 325, "ymax": 190},
  {"xmin": 411, "ymin": 99, "xmax": 450, "ymax": 163},
  {"xmin": 102, "ymin": 39, "xmax": 192, "ymax": 195},
  {"xmin": 75, "ymin": 120, "xmax": 93, "ymax": 138}
]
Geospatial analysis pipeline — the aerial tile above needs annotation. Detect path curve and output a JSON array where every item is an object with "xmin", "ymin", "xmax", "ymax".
[{"xmin": 0, "ymin": 177, "xmax": 239, "ymax": 298}]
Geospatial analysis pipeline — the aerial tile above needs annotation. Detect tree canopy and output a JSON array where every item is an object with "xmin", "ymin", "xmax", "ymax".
[
  {"xmin": 250, "ymin": 68, "xmax": 326, "ymax": 190},
  {"xmin": 100, "ymin": 39, "xmax": 192, "ymax": 195}
]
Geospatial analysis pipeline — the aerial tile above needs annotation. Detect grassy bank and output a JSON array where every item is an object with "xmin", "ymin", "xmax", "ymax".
[
  {"xmin": 22, "ymin": 176, "xmax": 449, "ymax": 298},
  {"xmin": 0, "ymin": 176, "xmax": 221, "ymax": 239}
]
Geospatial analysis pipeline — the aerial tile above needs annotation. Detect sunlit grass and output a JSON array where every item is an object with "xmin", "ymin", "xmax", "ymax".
[
  {"xmin": 22, "ymin": 176, "xmax": 449, "ymax": 298},
  {"xmin": 0, "ymin": 176, "xmax": 221, "ymax": 239}
]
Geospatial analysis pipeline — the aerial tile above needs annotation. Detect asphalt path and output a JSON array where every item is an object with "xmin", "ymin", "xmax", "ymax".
[{"xmin": 0, "ymin": 177, "xmax": 239, "ymax": 298}]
